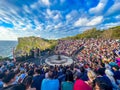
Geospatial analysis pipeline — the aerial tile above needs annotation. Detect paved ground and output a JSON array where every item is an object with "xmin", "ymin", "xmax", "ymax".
[{"xmin": 45, "ymin": 55, "xmax": 73, "ymax": 66}]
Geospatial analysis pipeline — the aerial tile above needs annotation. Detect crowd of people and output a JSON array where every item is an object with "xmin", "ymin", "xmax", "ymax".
[
  {"xmin": 54, "ymin": 40, "xmax": 83, "ymax": 56},
  {"xmin": 0, "ymin": 38, "xmax": 120, "ymax": 90}
]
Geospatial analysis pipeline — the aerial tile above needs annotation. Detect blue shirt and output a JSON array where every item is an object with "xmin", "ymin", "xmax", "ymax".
[
  {"xmin": 0, "ymin": 81, "xmax": 3, "ymax": 88},
  {"xmin": 41, "ymin": 79, "xmax": 59, "ymax": 90},
  {"xmin": 61, "ymin": 81, "xmax": 73, "ymax": 90},
  {"xmin": 32, "ymin": 74, "xmax": 45, "ymax": 90}
]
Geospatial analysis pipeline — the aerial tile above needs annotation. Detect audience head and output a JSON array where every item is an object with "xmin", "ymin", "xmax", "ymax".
[
  {"xmin": 87, "ymin": 70, "xmax": 96, "ymax": 82},
  {"xmin": 2, "ymin": 72, "xmax": 16, "ymax": 85},
  {"xmin": 22, "ymin": 76, "xmax": 32, "ymax": 89},
  {"xmin": 80, "ymin": 66, "xmax": 85, "ymax": 73},
  {"xmin": 112, "ymin": 65, "xmax": 119, "ymax": 71},
  {"xmin": 34, "ymin": 68, "xmax": 41, "ymax": 74},
  {"xmin": 96, "ymin": 68, "xmax": 105, "ymax": 76},
  {"xmin": 48, "ymin": 70, "xmax": 54, "ymax": 79},
  {"xmin": 94, "ymin": 77, "xmax": 112, "ymax": 90},
  {"xmin": 27, "ymin": 70, "xmax": 34, "ymax": 76}
]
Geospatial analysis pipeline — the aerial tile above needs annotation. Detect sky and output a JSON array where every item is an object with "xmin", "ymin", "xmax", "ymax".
[{"xmin": 0, "ymin": 0, "xmax": 120, "ymax": 40}]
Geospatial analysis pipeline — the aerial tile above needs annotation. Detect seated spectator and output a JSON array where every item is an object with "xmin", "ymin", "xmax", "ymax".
[
  {"xmin": 58, "ymin": 68, "xmax": 66, "ymax": 84},
  {"xmin": 31, "ymin": 68, "xmax": 45, "ymax": 90}
]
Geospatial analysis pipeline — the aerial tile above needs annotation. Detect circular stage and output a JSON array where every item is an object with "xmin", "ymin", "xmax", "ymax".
[{"xmin": 45, "ymin": 55, "xmax": 73, "ymax": 66}]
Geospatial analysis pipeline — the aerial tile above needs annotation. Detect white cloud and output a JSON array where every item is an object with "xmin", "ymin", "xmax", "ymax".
[
  {"xmin": 53, "ymin": 14, "xmax": 60, "ymax": 20},
  {"xmin": 98, "ymin": 22, "xmax": 120, "ymax": 29},
  {"xmin": 54, "ymin": 23, "xmax": 62, "ymax": 29},
  {"xmin": 33, "ymin": 19, "xmax": 43, "ymax": 31},
  {"xmin": 106, "ymin": 0, "xmax": 120, "ymax": 15},
  {"xmin": 23, "ymin": 5, "xmax": 31, "ymax": 14},
  {"xmin": 0, "ymin": 27, "xmax": 18, "ymax": 40},
  {"xmin": 0, "ymin": 9, "xmax": 15, "ymax": 24},
  {"xmin": 74, "ymin": 18, "xmax": 88, "ymax": 27},
  {"xmin": 21, "ymin": 24, "xmax": 33, "ymax": 31},
  {"xmin": 104, "ymin": 22, "xmax": 120, "ymax": 28},
  {"xmin": 0, "ymin": 4, "xmax": 37, "ymax": 32},
  {"xmin": 115, "ymin": 15, "xmax": 120, "ymax": 19},
  {"xmin": 66, "ymin": 10, "xmax": 79, "ymax": 22},
  {"xmin": 30, "ymin": 2, "xmax": 38, "ymax": 9},
  {"xmin": 74, "ymin": 16, "xmax": 103, "ymax": 27},
  {"xmin": 30, "ymin": 0, "xmax": 50, "ymax": 9},
  {"xmin": 46, "ymin": 24, "xmax": 54, "ymax": 30},
  {"xmin": 46, "ymin": 9, "xmax": 53, "ymax": 17},
  {"xmin": 89, "ymin": 0, "xmax": 108, "ymax": 14},
  {"xmin": 35, "ymin": 25, "xmax": 42, "ymax": 31},
  {"xmin": 87, "ymin": 16, "xmax": 103, "ymax": 26},
  {"xmin": 46, "ymin": 9, "xmax": 62, "ymax": 22},
  {"xmin": 41, "ymin": 0, "xmax": 50, "ymax": 6},
  {"xmin": 0, "ymin": 3, "xmax": 42, "ymax": 40},
  {"xmin": 66, "ymin": 14, "xmax": 71, "ymax": 20},
  {"xmin": 0, "ymin": 5, "xmax": 27, "ymax": 27}
]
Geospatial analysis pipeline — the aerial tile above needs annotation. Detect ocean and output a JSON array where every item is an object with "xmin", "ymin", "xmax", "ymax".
[{"xmin": 0, "ymin": 41, "xmax": 18, "ymax": 58}]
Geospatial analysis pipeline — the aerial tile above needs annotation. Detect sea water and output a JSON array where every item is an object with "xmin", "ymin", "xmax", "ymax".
[{"xmin": 0, "ymin": 41, "xmax": 17, "ymax": 58}]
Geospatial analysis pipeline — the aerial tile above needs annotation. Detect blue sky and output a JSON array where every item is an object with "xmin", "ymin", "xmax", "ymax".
[{"xmin": 0, "ymin": 0, "xmax": 120, "ymax": 40}]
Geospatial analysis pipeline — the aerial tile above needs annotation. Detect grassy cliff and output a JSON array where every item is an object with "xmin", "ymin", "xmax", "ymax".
[
  {"xmin": 62, "ymin": 26, "xmax": 120, "ymax": 40},
  {"xmin": 15, "ymin": 36, "xmax": 57, "ymax": 56}
]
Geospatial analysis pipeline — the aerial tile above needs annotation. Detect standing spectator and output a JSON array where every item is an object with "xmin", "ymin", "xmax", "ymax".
[
  {"xmin": 41, "ymin": 70, "xmax": 59, "ymax": 90},
  {"xmin": 112, "ymin": 65, "xmax": 120, "ymax": 84},
  {"xmin": 22, "ymin": 76, "xmax": 36, "ymax": 90},
  {"xmin": 93, "ymin": 77, "xmax": 113, "ymax": 90},
  {"xmin": 86, "ymin": 70, "xmax": 96, "ymax": 87},
  {"xmin": 61, "ymin": 70, "xmax": 74, "ymax": 90},
  {"xmin": 74, "ymin": 72, "xmax": 92, "ymax": 90},
  {"xmin": 105, "ymin": 69, "xmax": 119, "ymax": 90},
  {"xmin": 31, "ymin": 68, "xmax": 45, "ymax": 90}
]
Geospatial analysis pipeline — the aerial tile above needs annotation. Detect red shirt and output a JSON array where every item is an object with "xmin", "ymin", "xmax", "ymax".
[{"xmin": 74, "ymin": 79, "xmax": 92, "ymax": 90}]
